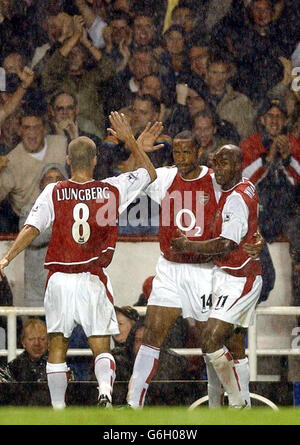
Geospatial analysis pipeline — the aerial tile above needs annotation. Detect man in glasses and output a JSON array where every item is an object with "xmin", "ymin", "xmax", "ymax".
[{"xmin": 48, "ymin": 90, "xmax": 107, "ymax": 180}]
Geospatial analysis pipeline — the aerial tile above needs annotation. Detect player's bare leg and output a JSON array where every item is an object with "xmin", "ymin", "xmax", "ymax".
[
  {"xmin": 195, "ymin": 321, "xmax": 224, "ymax": 407},
  {"xmin": 46, "ymin": 333, "xmax": 70, "ymax": 410},
  {"xmin": 202, "ymin": 318, "xmax": 246, "ymax": 407},
  {"xmin": 127, "ymin": 305, "xmax": 182, "ymax": 408},
  {"xmin": 89, "ymin": 335, "xmax": 116, "ymax": 407},
  {"xmin": 226, "ymin": 328, "xmax": 250, "ymax": 406}
]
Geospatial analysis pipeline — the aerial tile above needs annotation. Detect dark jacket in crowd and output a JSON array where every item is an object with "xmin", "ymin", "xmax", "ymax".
[{"xmin": 8, "ymin": 351, "xmax": 48, "ymax": 382}]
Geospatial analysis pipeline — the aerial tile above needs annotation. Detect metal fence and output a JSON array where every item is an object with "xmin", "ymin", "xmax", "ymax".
[{"xmin": 1, "ymin": 305, "xmax": 300, "ymax": 381}]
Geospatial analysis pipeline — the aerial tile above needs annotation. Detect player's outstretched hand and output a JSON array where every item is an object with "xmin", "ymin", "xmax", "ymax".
[
  {"xmin": 108, "ymin": 111, "xmax": 134, "ymax": 143},
  {"xmin": 171, "ymin": 229, "xmax": 188, "ymax": 253},
  {"xmin": 137, "ymin": 121, "xmax": 164, "ymax": 153},
  {"xmin": 243, "ymin": 231, "xmax": 265, "ymax": 259},
  {"xmin": 0, "ymin": 257, "xmax": 9, "ymax": 282}
]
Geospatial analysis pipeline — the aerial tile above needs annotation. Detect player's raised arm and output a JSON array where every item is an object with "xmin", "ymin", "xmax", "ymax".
[
  {"xmin": 0, "ymin": 225, "xmax": 40, "ymax": 281},
  {"xmin": 108, "ymin": 111, "xmax": 157, "ymax": 182}
]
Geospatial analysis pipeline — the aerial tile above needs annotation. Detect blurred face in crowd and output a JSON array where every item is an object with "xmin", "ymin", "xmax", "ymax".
[
  {"xmin": 0, "ymin": 113, "xmax": 20, "ymax": 148},
  {"xmin": 165, "ymin": 30, "xmax": 185, "ymax": 56},
  {"xmin": 193, "ymin": 116, "xmax": 216, "ymax": 149},
  {"xmin": 40, "ymin": 168, "xmax": 65, "ymax": 192},
  {"xmin": 140, "ymin": 75, "xmax": 162, "ymax": 101},
  {"xmin": 260, "ymin": 106, "xmax": 286, "ymax": 137},
  {"xmin": 186, "ymin": 89, "xmax": 206, "ymax": 117},
  {"xmin": 129, "ymin": 51, "xmax": 155, "ymax": 81},
  {"xmin": 68, "ymin": 45, "xmax": 86, "ymax": 74},
  {"xmin": 189, "ymin": 46, "xmax": 209, "ymax": 77},
  {"xmin": 171, "ymin": 7, "xmax": 194, "ymax": 33},
  {"xmin": 110, "ymin": 18, "xmax": 129, "ymax": 45},
  {"xmin": 131, "ymin": 98, "xmax": 159, "ymax": 134},
  {"xmin": 0, "ymin": 0, "xmax": 13, "ymax": 19},
  {"xmin": 52, "ymin": 93, "xmax": 78, "ymax": 124},
  {"xmin": 133, "ymin": 326, "xmax": 145, "ymax": 356},
  {"xmin": 22, "ymin": 323, "xmax": 48, "ymax": 361},
  {"xmin": 252, "ymin": 0, "xmax": 273, "ymax": 28},
  {"xmin": 19, "ymin": 116, "xmax": 45, "ymax": 153},
  {"xmin": 206, "ymin": 62, "xmax": 230, "ymax": 96},
  {"xmin": 114, "ymin": 312, "xmax": 135, "ymax": 344},
  {"xmin": 133, "ymin": 16, "xmax": 154, "ymax": 47},
  {"xmin": 3, "ymin": 53, "xmax": 24, "ymax": 75},
  {"xmin": 113, "ymin": 0, "xmax": 131, "ymax": 14}
]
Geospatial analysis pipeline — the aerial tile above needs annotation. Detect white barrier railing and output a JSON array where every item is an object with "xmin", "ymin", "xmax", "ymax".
[{"xmin": 1, "ymin": 306, "xmax": 300, "ymax": 381}]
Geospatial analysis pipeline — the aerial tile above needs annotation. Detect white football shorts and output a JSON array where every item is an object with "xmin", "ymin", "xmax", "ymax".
[
  {"xmin": 44, "ymin": 271, "xmax": 119, "ymax": 338},
  {"xmin": 209, "ymin": 267, "xmax": 262, "ymax": 327},
  {"xmin": 148, "ymin": 255, "xmax": 214, "ymax": 322}
]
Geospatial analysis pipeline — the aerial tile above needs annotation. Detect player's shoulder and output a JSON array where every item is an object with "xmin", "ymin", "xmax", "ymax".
[{"xmin": 231, "ymin": 178, "xmax": 257, "ymax": 202}]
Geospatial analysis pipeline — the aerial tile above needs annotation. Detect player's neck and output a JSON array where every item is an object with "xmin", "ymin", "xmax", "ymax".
[
  {"xmin": 181, "ymin": 165, "xmax": 203, "ymax": 180},
  {"xmin": 71, "ymin": 170, "xmax": 94, "ymax": 183}
]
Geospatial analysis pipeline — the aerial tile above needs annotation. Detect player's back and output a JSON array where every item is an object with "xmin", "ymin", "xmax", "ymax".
[{"xmin": 45, "ymin": 179, "xmax": 119, "ymax": 273}]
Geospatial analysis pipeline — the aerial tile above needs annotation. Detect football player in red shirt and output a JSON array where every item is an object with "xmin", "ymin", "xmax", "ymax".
[
  {"xmin": 171, "ymin": 144, "xmax": 262, "ymax": 408},
  {"xmin": 0, "ymin": 112, "xmax": 160, "ymax": 409},
  {"xmin": 126, "ymin": 136, "xmax": 261, "ymax": 408}
]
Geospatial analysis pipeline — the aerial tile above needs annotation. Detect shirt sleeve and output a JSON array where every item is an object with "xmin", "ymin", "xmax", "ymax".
[
  {"xmin": 144, "ymin": 167, "xmax": 177, "ymax": 204},
  {"xmin": 104, "ymin": 168, "xmax": 151, "ymax": 215},
  {"xmin": 24, "ymin": 183, "xmax": 55, "ymax": 233},
  {"xmin": 220, "ymin": 193, "xmax": 249, "ymax": 245}
]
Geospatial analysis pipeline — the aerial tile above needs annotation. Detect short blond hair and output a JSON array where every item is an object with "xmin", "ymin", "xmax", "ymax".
[
  {"xmin": 21, "ymin": 318, "xmax": 47, "ymax": 342},
  {"xmin": 68, "ymin": 136, "xmax": 96, "ymax": 170}
]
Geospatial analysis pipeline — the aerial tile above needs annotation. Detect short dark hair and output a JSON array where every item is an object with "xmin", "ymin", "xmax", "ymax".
[
  {"xmin": 134, "ymin": 94, "xmax": 161, "ymax": 114},
  {"xmin": 192, "ymin": 107, "xmax": 218, "ymax": 128},
  {"xmin": 49, "ymin": 90, "xmax": 78, "ymax": 108},
  {"xmin": 115, "ymin": 305, "xmax": 139, "ymax": 322},
  {"xmin": 174, "ymin": 130, "xmax": 198, "ymax": 146},
  {"xmin": 207, "ymin": 49, "xmax": 233, "ymax": 69},
  {"xmin": 109, "ymin": 10, "xmax": 131, "ymax": 25}
]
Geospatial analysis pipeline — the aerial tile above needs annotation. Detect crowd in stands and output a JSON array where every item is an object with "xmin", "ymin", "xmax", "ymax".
[{"xmin": 0, "ymin": 0, "xmax": 299, "ymax": 399}]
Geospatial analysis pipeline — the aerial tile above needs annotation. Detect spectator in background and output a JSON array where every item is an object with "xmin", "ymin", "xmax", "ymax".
[
  {"xmin": 241, "ymin": 96, "xmax": 300, "ymax": 300},
  {"xmin": 192, "ymin": 109, "xmax": 231, "ymax": 167},
  {"xmin": 30, "ymin": 12, "xmax": 75, "ymax": 86},
  {"xmin": 139, "ymin": 75, "xmax": 172, "ymax": 121},
  {"xmin": 0, "ymin": 64, "xmax": 35, "ymax": 127},
  {"xmin": 102, "ymin": 10, "xmax": 132, "ymax": 71},
  {"xmin": 19, "ymin": 163, "xmax": 68, "ymax": 308},
  {"xmin": 74, "ymin": 0, "xmax": 108, "ymax": 50},
  {"xmin": 8, "ymin": 318, "xmax": 49, "ymax": 382},
  {"xmin": 104, "ymin": 46, "xmax": 159, "ymax": 116},
  {"xmin": 205, "ymin": 50, "xmax": 256, "ymax": 140},
  {"xmin": 0, "ymin": 111, "xmax": 21, "ymax": 157},
  {"xmin": 0, "ymin": 111, "xmax": 67, "ymax": 233},
  {"xmin": 131, "ymin": 11, "xmax": 157, "ymax": 50},
  {"xmin": 166, "ymin": 83, "xmax": 240, "ymax": 144},
  {"xmin": 41, "ymin": 15, "xmax": 115, "ymax": 139},
  {"xmin": 113, "ymin": 306, "xmax": 140, "ymax": 346},
  {"xmin": 159, "ymin": 25, "xmax": 190, "ymax": 83},
  {"xmin": 103, "ymin": 94, "xmax": 172, "ymax": 176},
  {"xmin": 47, "ymin": 90, "xmax": 107, "ymax": 179}
]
